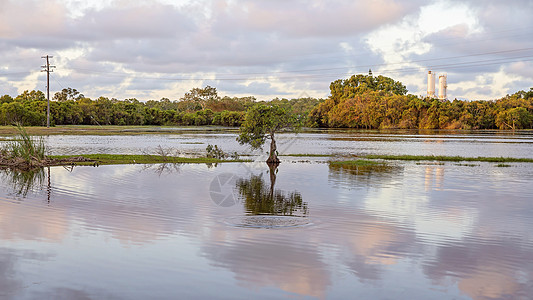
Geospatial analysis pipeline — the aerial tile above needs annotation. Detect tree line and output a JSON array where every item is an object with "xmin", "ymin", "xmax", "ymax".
[
  {"xmin": 0, "ymin": 87, "xmax": 319, "ymax": 127},
  {"xmin": 309, "ymin": 74, "xmax": 533, "ymax": 130},
  {"xmin": 1, "ymin": 75, "xmax": 532, "ymax": 130}
]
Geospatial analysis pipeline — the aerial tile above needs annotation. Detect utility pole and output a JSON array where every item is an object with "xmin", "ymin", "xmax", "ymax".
[{"xmin": 41, "ymin": 55, "xmax": 55, "ymax": 128}]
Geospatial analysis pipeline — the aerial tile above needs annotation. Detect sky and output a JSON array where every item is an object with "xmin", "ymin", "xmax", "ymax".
[{"xmin": 0, "ymin": 0, "xmax": 532, "ymax": 101}]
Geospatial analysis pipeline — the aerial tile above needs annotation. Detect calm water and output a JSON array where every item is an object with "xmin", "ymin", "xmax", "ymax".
[
  {"xmin": 41, "ymin": 128, "xmax": 533, "ymax": 158},
  {"xmin": 1, "ymin": 130, "xmax": 533, "ymax": 299}
]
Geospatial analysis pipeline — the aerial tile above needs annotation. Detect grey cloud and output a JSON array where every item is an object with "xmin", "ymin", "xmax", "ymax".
[
  {"xmin": 221, "ymin": 81, "xmax": 290, "ymax": 96},
  {"xmin": 465, "ymin": 0, "xmax": 533, "ymax": 29},
  {"xmin": 210, "ymin": 0, "xmax": 425, "ymax": 38},
  {"xmin": 0, "ymin": 83, "xmax": 18, "ymax": 96},
  {"xmin": 126, "ymin": 76, "xmax": 175, "ymax": 91},
  {"xmin": 69, "ymin": 4, "xmax": 195, "ymax": 41},
  {"xmin": 505, "ymin": 62, "xmax": 533, "ymax": 80},
  {"xmin": 503, "ymin": 79, "xmax": 533, "ymax": 95},
  {"xmin": 0, "ymin": 0, "xmax": 195, "ymax": 41},
  {"xmin": 7, "ymin": 37, "xmax": 76, "ymax": 51},
  {"xmin": 0, "ymin": 1, "xmax": 68, "ymax": 38}
]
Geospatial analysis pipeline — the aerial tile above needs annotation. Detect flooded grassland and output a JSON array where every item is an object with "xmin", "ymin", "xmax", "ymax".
[{"xmin": 1, "ymin": 128, "xmax": 532, "ymax": 299}]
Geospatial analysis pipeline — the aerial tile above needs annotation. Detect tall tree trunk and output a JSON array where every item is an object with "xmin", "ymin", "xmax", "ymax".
[
  {"xmin": 268, "ymin": 162, "xmax": 277, "ymax": 199},
  {"xmin": 266, "ymin": 132, "xmax": 280, "ymax": 164}
]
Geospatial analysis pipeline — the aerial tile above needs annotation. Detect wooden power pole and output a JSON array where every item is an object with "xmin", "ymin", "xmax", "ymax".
[{"xmin": 41, "ymin": 55, "xmax": 55, "ymax": 128}]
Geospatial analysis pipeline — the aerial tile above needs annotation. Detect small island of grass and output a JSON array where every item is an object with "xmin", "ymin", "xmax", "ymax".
[
  {"xmin": 48, "ymin": 154, "xmax": 250, "ymax": 166},
  {"xmin": 329, "ymin": 159, "xmax": 384, "ymax": 167}
]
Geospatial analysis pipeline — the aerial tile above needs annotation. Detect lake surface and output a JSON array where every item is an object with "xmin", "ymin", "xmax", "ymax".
[
  {"xmin": 41, "ymin": 128, "xmax": 533, "ymax": 159},
  {"xmin": 1, "ymin": 129, "xmax": 532, "ymax": 299}
]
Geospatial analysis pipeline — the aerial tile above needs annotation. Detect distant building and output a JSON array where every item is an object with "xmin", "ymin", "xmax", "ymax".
[
  {"xmin": 438, "ymin": 74, "xmax": 447, "ymax": 100},
  {"xmin": 427, "ymin": 71, "xmax": 436, "ymax": 98},
  {"xmin": 427, "ymin": 71, "xmax": 447, "ymax": 100}
]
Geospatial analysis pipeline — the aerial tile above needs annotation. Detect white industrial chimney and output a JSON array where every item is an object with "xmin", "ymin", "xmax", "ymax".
[
  {"xmin": 427, "ymin": 71, "xmax": 436, "ymax": 98},
  {"xmin": 438, "ymin": 74, "xmax": 447, "ymax": 100}
]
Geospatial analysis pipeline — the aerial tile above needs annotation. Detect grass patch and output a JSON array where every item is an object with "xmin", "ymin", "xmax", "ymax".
[
  {"xmin": 496, "ymin": 163, "xmax": 512, "ymax": 168},
  {"xmin": 281, "ymin": 154, "xmax": 333, "ymax": 157},
  {"xmin": 456, "ymin": 163, "xmax": 479, "ymax": 167},
  {"xmin": 49, "ymin": 154, "xmax": 251, "ymax": 166},
  {"xmin": 329, "ymin": 159, "xmax": 397, "ymax": 177},
  {"xmin": 364, "ymin": 154, "xmax": 533, "ymax": 163},
  {"xmin": 329, "ymin": 159, "xmax": 384, "ymax": 167}
]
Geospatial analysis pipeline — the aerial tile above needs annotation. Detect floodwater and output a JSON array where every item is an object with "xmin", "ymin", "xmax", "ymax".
[
  {"xmin": 43, "ymin": 128, "xmax": 533, "ymax": 158},
  {"xmin": 1, "ymin": 129, "xmax": 533, "ymax": 299}
]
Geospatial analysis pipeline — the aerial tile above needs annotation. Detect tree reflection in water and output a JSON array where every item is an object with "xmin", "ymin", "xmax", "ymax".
[{"xmin": 236, "ymin": 164, "xmax": 308, "ymax": 217}]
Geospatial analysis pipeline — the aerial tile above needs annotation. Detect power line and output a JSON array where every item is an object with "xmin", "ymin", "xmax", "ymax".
[
  {"xmin": 64, "ymin": 52, "xmax": 533, "ymax": 82},
  {"xmin": 59, "ymin": 46, "xmax": 532, "ymax": 82},
  {"xmin": 50, "ymin": 73, "xmax": 66, "ymax": 90},
  {"xmin": 2, "ymin": 45, "xmax": 531, "ymax": 82}
]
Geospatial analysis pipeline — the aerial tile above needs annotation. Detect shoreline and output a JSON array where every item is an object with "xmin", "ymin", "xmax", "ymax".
[{"xmin": 0, "ymin": 125, "xmax": 532, "ymax": 137}]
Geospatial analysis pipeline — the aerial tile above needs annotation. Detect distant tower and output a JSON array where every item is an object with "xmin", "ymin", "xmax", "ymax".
[
  {"xmin": 438, "ymin": 74, "xmax": 447, "ymax": 100},
  {"xmin": 427, "ymin": 71, "xmax": 436, "ymax": 98}
]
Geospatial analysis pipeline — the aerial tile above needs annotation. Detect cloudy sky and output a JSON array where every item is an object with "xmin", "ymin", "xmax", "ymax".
[{"xmin": 0, "ymin": 0, "xmax": 532, "ymax": 101}]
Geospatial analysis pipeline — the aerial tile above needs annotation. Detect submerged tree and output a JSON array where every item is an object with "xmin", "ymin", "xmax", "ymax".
[{"xmin": 237, "ymin": 104, "xmax": 300, "ymax": 164}]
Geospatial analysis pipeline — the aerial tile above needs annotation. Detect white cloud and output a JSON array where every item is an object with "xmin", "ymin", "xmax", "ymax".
[{"xmin": 364, "ymin": 0, "xmax": 533, "ymax": 100}]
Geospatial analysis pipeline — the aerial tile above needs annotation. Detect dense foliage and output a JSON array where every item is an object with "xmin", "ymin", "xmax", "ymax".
[
  {"xmin": 0, "ymin": 86, "xmax": 320, "ymax": 128},
  {"xmin": 237, "ymin": 104, "xmax": 301, "ymax": 163},
  {"xmin": 310, "ymin": 75, "xmax": 533, "ymax": 130},
  {"xmin": 1, "ymin": 75, "xmax": 532, "ymax": 130}
]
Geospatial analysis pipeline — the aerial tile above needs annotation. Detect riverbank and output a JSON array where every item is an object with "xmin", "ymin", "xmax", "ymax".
[{"xmin": 1, "ymin": 125, "xmax": 532, "ymax": 137}]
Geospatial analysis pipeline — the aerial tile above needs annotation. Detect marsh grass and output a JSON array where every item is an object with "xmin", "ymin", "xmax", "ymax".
[
  {"xmin": 364, "ymin": 154, "xmax": 533, "ymax": 163},
  {"xmin": 496, "ymin": 163, "xmax": 512, "ymax": 167},
  {"xmin": 328, "ymin": 159, "xmax": 399, "ymax": 178},
  {"xmin": 455, "ymin": 163, "xmax": 479, "ymax": 167},
  {"xmin": 0, "ymin": 125, "xmax": 46, "ymax": 168},
  {"xmin": 49, "ymin": 154, "xmax": 252, "ymax": 166},
  {"xmin": 281, "ymin": 154, "xmax": 333, "ymax": 157},
  {"xmin": 329, "ymin": 159, "xmax": 384, "ymax": 167}
]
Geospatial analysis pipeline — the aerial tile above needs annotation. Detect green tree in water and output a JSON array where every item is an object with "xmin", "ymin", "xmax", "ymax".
[{"xmin": 237, "ymin": 104, "xmax": 300, "ymax": 164}]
